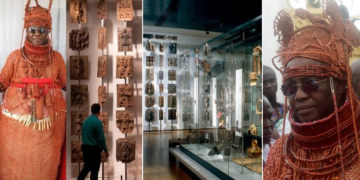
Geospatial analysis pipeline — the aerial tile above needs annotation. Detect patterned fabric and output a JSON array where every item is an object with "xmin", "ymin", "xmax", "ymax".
[{"xmin": 271, "ymin": 102, "xmax": 285, "ymax": 124}]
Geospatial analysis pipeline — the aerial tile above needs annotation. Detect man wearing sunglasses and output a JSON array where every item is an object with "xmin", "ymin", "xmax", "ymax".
[
  {"xmin": 264, "ymin": 0, "xmax": 360, "ymax": 179},
  {"xmin": 0, "ymin": 1, "xmax": 66, "ymax": 179}
]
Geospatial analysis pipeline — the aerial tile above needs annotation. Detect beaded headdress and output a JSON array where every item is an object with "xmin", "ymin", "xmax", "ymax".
[
  {"xmin": 24, "ymin": 0, "xmax": 53, "ymax": 30},
  {"xmin": 272, "ymin": 0, "xmax": 360, "ymax": 179}
]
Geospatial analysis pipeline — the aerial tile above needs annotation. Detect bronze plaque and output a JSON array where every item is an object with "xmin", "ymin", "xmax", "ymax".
[
  {"xmin": 168, "ymin": 109, "xmax": 176, "ymax": 120},
  {"xmin": 145, "ymin": 42, "xmax": 155, "ymax": 51},
  {"xmin": 116, "ymin": 138, "xmax": 136, "ymax": 163},
  {"xmin": 159, "ymin": 71, "xmax": 163, "ymax": 80},
  {"xmin": 145, "ymin": 96, "xmax": 155, "ymax": 107},
  {"xmin": 116, "ymin": 56, "xmax": 133, "ymax": 78},
  {"xmin": 97, "ymin": 0, "xmax": 107, "ymax": 19},
  {"xmin": 118, "ymin": 27, "xmax": 132, "ymax": 52},
  {"xmin": 117, "ymin": 0, "xmax": 133, "ymax": 21},
  {"xmin": 97, "ymin": 56, "xmax": 107, "ymax": 78},
  {"xmin": 145, "ymin": 109, "xmax": 154, "ymax": 122},
  {"xmin": 98, "ymin": 86, "xmax": 107, "ymax": 106},
  {"xmin": 71, "ymin": 85, "xmax": 88, "ymax": 107},
  {"xmin": 70, "ymin": 56, "xmax": 88, "ymax": 80},
  {"xmin": 168, "ymin": 84, "xmax": 176, "ymax": 94},
  {"xmin": 146, "ymin": 68, "xmax": 154, "ymax": 81},
  {"xmin": 145, "ymin": 83, "xmax": 155, "ymax": 95},
  {"xmin": 117, "ymin": 84, "xmax": 134, "ymax": 107},
  {"xmin": 159, "ymin": 109, "xmax": 163, "ymax": 120},
  {"xmin": 169, "ymin": 42, "xmax": 177, "ymax": 54},
  {"xmin": 98, "ymin": 27, "xmax": 107, "ymax": 49},
  {"xmin": 168, "ymin": 95, "xmax": 177, "ymax": 107},
  {"xmin": 159, "ymin": 42, "xmax": 164, "ymax": 52},
  {"xmin": 71, "ymin": 111, "xmax": 88, "ymax": 136},
  {"xmin": 168, "ymin": 58, "xmax": 177, "ymax": 67},
  {"xmin": 159, "ymin": 84, "xmax": 164, "ymax": 93},
  {"xmin": 168, "ymin": 70, "xmax": 176, "ymax": 81},
  {"xmin": 71, "ymin": 141, "xmax": 84, "ymax": 163},
  {"xmin": 116, "ymin": 110, "xmax": 134, "ymax": 134},
  {"xmin": 160, "ymin": 55, "xmax": 164, "ymax": 67},
  {"xmin": 146, "ymin": 56, "xmax": 155, "ymax": 67},
  {"xmin": 70, "ymin": 0, "xmax": 87, "ymax": 23},
  {"xmin": 99, "ymin": 112, "xmax": 108, "ymax": 133},
  {"xmin": 159, "ymin": 96, "xmax": 164, "ymax": 107},
  {"xmin": 69, "ymin": 30, "xmax": 89, "ymax": 51}
]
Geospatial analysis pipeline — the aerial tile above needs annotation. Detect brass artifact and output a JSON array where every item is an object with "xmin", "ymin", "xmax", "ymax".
[
  {"xmin": 145, "ymin": 109, "xmax": 154, "ymax": 122},
  {"xmin": 169, "ymin": 42, "xmax": 177, "ymax": 54},
  {"xmin": 246, "ymin": 139, "xmax": 262, "ymax": 158},
  {"xmin": 71, "ymin": 85, "xmax": 88, "ymax": 107},
  {"xmin": 99, "ymin": 112, "xmax": 108, "ymax": 133},
  {"xmin": 98, "ymin": 27, "xmax": 107, "ymax": 49},
  {"xmin": 71, "ymin": 141, "xmax": 84, "ymax": 163},
  {"xmin": 116, "ymin": 138, "xmax": 136, "ymax": 163},
  {"xmin": 118, "ymin": 27, "xmax": 132, "ymax": 52},
  {"xmin": 168, "ymin": 58, "xmax": 177, "ymax": 67},
  {"xmin": 145, "ymin": 96, "xmax": 155, "ymax": 107},
  {"xmin": 168, "ymin": 95, "xmax": 176, "ymax": 107},
  {"xmin": 117, "ymin": 0, "xmax": 133, "ymax": 21},
  {"xmin": 159, "ymin": 84, "xmax": 164, "ymax": 93},
  {"xmin": 70, "ymin": 0, "xmax": 87, "ymax": 23},
  {"xmin": 158, "ymin": 96, "xmax": 164, "ymax": 107},
  {"xmin": 146, "ymin": 56, "xmax": 154, "ymax": 66},
  {"xmin": 168, "ymin": 70, "xmax": 176, "ymax": 81},
  {"xmin": 97, "ymin": 0, "xmax": 107, "ymax": 19},
  {"xmin": 70, "ymin": 56, "xmax": 88, "ymax": 80},
  {"xmin": 168, "ymin": 109, "xmax": 176, "ymax": 120},
  {"xmin": 98, "ymin": 86, "xmax": 107, "ymax": 106},
  {"xmin": 97, "ymin": 56, "xmax": 107, "ymax": 78},
  {"xmin": 145, "ymin": 83, "xmax": 155, "ymax": 95},
  {"xmin": 146, "ymin": 68, "xmax": 154, "ymax": 81},
  {"xmin": 116, "ymin": 56, "xmax": 133, "ymax": 78},
  {"xmin": 69, "ymin": 30, "xmax": 89, "ymax": 51},
  {"xmin": 71, "ymin": 111, "xmax": 88, "ymax": 136},
  {"xmin": 117, "ymin": 84, "xmax": 134, "ymax": 107},
  {"xmin": 168, "ymin": 84, "xmax": 176, "ymax": 94},
  {"xmin": 116, "ymin": 110, "xmax": 134, "ymax": 134},
  {"xmin": 159, "ymin": 109, "xmax": 163, "ymax": 120}
]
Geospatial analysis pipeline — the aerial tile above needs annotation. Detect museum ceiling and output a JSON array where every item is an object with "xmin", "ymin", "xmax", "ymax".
[{"xmin": 143, "ymin": 0, "xmax": 262, "ymax": 33}]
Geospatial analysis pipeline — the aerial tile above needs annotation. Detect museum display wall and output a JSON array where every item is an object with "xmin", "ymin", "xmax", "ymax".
[
  {"xmin": 178, "ymin": 16, "xmax": 262, "ymax": 179},
  {"xmin": 142, "ymin": 26, "xmax": 220, "ymax": 131},
  {"xmin": 66, "ymin": 0, "xmax": 143, "ymax": 179}
]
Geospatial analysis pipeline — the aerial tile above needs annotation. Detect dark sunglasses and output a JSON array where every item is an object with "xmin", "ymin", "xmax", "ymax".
[
  {"xmin": 27, "ymin": 26, "xmax": 49, "ymax": 34},
  {"xmin": 281, "ymin": 78, "xmax": 328, "ymax": 96}
]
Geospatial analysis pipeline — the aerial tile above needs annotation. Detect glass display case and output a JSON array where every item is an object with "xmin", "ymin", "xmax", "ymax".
[{"xmin": 178, "ymin": 16, "xmax": 262, "ymax": 179}]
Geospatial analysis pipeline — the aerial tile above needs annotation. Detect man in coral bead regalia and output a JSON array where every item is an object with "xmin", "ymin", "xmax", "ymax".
[
  {"xmin": 264, "ymin": 0, "xmax": 360, "ymax": 179},
  {"xmin": 0, "ymin": 0, "xmax": 66, "ymax": 179}
]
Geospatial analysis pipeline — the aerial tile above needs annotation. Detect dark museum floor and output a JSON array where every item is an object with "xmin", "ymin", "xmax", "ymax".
[{"xmin": 143, "ymin": 131, "xmax": 192, "ymax": 180}]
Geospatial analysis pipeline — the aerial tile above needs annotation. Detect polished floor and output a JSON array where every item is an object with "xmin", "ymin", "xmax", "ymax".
[{"xmin": 143, "ymin": 131, "xmax": 192, "ymax": 180}]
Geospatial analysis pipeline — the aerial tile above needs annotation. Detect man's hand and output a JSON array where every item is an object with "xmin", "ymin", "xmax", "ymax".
[{"xmin": 105, "ymin": 151, "xmax": 109, "ymax": 158}]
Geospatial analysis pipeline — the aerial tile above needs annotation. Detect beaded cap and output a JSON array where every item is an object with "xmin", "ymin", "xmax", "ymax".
[
  {"xmin": 24, "ymin": 0, "xmax": 53, "ymax": 30},
  {"xmin": 273, "ymin": 0, "xmax": 360, "ymax": 80}
]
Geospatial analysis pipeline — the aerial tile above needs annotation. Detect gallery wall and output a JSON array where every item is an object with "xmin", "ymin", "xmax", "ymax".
[
  {"xmin": 66, "ymin": 0, "xmax": 143, "ymax": 179},
  {"xmin": 142, "ymin": 26, "xmax": 220, "ymax": 131}
]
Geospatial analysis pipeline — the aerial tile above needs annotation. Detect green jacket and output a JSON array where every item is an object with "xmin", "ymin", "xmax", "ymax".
[{"xmin": 81, "ymin": 114, "xmax": 108, "ymax": 152}]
